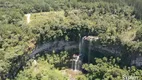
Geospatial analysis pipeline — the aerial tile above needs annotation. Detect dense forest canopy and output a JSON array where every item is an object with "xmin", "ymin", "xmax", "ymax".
[{"xmin": 0, "ymin": 0, "xmax": 142, "ymax": 80}]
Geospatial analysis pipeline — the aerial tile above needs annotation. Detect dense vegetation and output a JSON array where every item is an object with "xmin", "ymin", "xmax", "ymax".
[{"xmin": 0, "ymin": 0, "xmax": 142, "ymax": 80}]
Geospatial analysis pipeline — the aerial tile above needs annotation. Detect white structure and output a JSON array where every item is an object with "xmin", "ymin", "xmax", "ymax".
[
  {"xmin": 34, "ymin": 60, "xmax": 37, "ymax": 66},
  {"xmin": 25, "ymin": 14, "xmax": 31, "ymax": 24}
]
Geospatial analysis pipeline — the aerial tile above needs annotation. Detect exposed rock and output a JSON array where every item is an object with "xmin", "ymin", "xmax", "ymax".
[
  {"xmin": 83, "ymin": 36, "xmax": 99, "ymax": 41},
  {"xmin": 131, "ymin": 57, "xmax": 142, "ymax": 67}
]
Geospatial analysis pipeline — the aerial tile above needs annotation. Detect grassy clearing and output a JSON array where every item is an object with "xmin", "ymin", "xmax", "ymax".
[
  {"xmin": 25, "ymin": 11, "xmax": 65, "ymax": 27},
  {"xmin": 24, "ymin": 10, "xmax": 139, "ymax": 43},
  {"xmin": 118, "ymin": 29, "xmax": 137, "ymax": 42}
]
